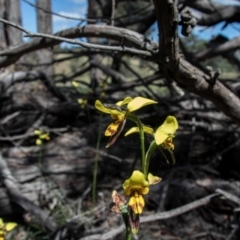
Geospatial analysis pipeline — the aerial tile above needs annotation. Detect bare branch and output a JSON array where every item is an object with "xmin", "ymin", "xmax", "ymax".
[
  {"xmin": 216, "ymin": 188, "xmax": 240, "ymax": 205},
  {"xmin": 179, "ymin": 0, "xmax": 225, "ymax": 14},
  {"xmin": 111, "ymin": 0, "xmax": 116, "ymax": 26},
  {"xmin": 196, "ymin": 36, "xmax": 240, "ymax": 61},
  {"xmin": 192, "ymin": 5, "xmax": 240, "ymax": 26},
  {"xmin": 0, "ymin": 20, "xmax": 157, "ymax": 68},
  {"xmin": 24, "ymin": 31, "xmax": 152, "ymax": 56},
  {"xmin": 0, "ymin": 17, "xmax": 30, "ymax": 34},
  {"xmin": 80, "ymin": 193, "xmax": 219, "ymax": 240},
  {"xmin": 152, "ymin": 0, "xmax": 240, "ymax": 124}
]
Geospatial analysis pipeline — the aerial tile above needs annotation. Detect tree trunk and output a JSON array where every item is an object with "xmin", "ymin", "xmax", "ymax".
[
  {"xmin": 6, "ymin": 0, "xmax": 22, "ymax": 46},
  {"xmin": 0, "ymin": 0, "xmax": 26, "ymax": 70},
  {"xmin": 0, "ymin": 0, "xmax": 22, "ymax": 48},
  {"xmin": 36, "ymin": 0, "xmax": 54, "ymax": 77},
  {"xmin": 0, "ymin": 0, "xmax": 7, "ymax": 50},
  {"xmin": 87, "ymin": 0, "xmax": 103, "ymax": 89}
]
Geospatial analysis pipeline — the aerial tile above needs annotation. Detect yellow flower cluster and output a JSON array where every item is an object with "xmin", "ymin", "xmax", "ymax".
[
  {"xmin": 95, "ymin": 96, "xmax": 179, "ymax": 234},
  {"xmin": 78, "ymin": 98, "xmax": 88, "ymax": 108},
  {"xmin": 0, "ymin": 218, "xmax": 17, "ymax": 240},
  {"xmin": 34, "ymin": 129, "xmax": 50, "ymax": 145}
]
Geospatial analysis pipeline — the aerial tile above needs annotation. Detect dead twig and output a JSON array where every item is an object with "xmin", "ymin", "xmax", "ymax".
[{"xmin": 216, "ymin": 188, "xmax": 240, "ymax": 205}]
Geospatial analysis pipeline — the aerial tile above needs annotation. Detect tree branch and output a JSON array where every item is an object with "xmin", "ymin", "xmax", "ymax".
[
  {"xmin": 0, "ymin": 20, "xmax": 157, "ymax": 68},
  {"xmin": 79, "ymin": 193, "xmax": 219, "ymax": 240},
  {"xmin": 152, "ymin": 0, "xmax": 240, "ymax": 124},
  {"xmin": 195, "ymin": 36, "xmax": 240, "ymax": 61}
]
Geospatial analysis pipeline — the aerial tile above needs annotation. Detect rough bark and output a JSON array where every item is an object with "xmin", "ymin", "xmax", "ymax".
[
  {"xmin": 87, "ymin": 0, "xmax": 104, "ymax": 89},
  {"xmin": 5, "ymin": 0, "xmax": 22, "ymax": 46},
  {"xmin": 0, "ymin": 0, "xmax": 26, "ymax": 70},
  {"xmin": 0, "ymin": 0, "xmax": 7, "ymax": 50},
  {"xmin": 36, "ymin": 0, "xmax": 54, "ymax": 77}
]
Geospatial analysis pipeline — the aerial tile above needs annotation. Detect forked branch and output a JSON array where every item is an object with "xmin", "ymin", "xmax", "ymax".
[{"xmin": 152, "ymin": 0, "xmax": 240, "ymax": 124}]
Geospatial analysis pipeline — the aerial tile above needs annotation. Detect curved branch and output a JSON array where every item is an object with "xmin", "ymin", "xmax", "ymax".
[
  {"xmin": 152, "ymin": 0, "xmax": 240, "ymax": 124},
  {"xmin": 192, "ymin": 5, "xmax": 240, "ymax": 26},
  {"xmin": 0, "ymin": 24, "xmax": 158, "ymax": 68},
  {"xmin": 179, "ymin": 0, "xmax": 224, "ymax": 14},
  {"xmin": 195, "ymin": 36, "xmax": 240, "ymax": 61},
  {"xmin": 80, "ymin": 193, "xmax": 219, "ymax": 240}
]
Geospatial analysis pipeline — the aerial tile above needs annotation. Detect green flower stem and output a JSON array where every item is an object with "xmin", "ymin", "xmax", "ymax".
[
  {"xmin": 126, "ymin": 226, "xmax": 132, "ymax": 240},
  {"xmin": 38, "ymin": 144, "xmax": 43, "ymax": 172},
  {"xmin": 145, "ymin": 141, "xmax": 158, "ymax": 175},
  {"xmin": 135, "ymin": 118, "xmax": 146, "ymax": 176},
  {"xmin": 128, "ymin": 113, "xmax": 146, "ymax": 176},
  {"xmin": 122, "ymin": 213, "xmax": 132, "ymax": 240},
  {"xmin": 92, "ymin": 113, "xmax": 102, "ymax": 204}
]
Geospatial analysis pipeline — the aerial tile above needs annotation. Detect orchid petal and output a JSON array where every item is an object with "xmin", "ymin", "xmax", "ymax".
[
  {"xmin": 105, "ymin": 121, "xmax": 121, "ymax": 136},
  {"xmin": 116, "ymin": 96, "xmax": 133, "ymax": 106},
  {"xmin": 154, "ymin": 131, "xmax": 169, "ymax": 145},
  {"xmin": 123, "ymin": 170, "xmax": 149, "ymax": 189},
  {"xmin": 127, "ymin": 97, "xmax": 157, "ymax": 112},
  {"xmin": 147, "ymin": 173, "xmax": 162, "ymax": 185},
  {"xmin": 129, "ymin": 210, "xmax": 140, "ymax": 234},
  {"xmin": 156, "ymin": 116, "xmax": 178, "ymax": 135},
  {"xmin": 128, "ymin": 193, "xmax": 145, "ymax": 214},
  {"xmin": 0, "ymin": 218, "xmax": 3, "ymax": 228},
  {"xmin": 155, "ymin": 116, "xmax": 178, "ymax": 145},
  {"xmin": 125, "ymin": 126, "xmax": 154, "ymax": 136},
  {"xmin": 106, "ymin": 119, "xmax": 126, "ymax": 148},
  {"xmin": 5, "ymin": 222, "xmax": 17, "ymax": 231},
  {"xmin": 36, "ymin": 139, "xmax": 42, "ymax": 145},
  {"xmin": 34, "ymin": 130, "xmax": 41, "ymax": 135},
  {"xmin": 95, "ymin": 100, "xmax": 122, "ymax": 115},
  {"xmin": 122, "ymin": 170, "xmax": 150, "ymax": 196}
]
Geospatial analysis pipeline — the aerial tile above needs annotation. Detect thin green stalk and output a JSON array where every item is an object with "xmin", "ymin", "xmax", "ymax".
[
  {"xmin": 86, "ymin": 103, "xmax": 95, "ymax": 140},
  {"xmin": 122, "ymin": 212, "xmax": 132, "ymax": 240},
  {"xmin": 126, "ymin": 226, "xmax": 132, "ymax": 240},
  {"xmin": 128, "ymin": 113, "xmax": 146, "ymax": 176},
  {"xmin": 136, "ymin": 119, "xmax": 146, "ymax": 175},
  {"xmin": 38, "ymin": 144, "xmax": 43, "ymax": 172},
  {"xmin": 92, "ymin": 114, "xmax": 102, "ymax": 204}
]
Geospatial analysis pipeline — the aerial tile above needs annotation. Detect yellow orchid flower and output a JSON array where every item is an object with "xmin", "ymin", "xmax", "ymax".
[
  {"xmin": 125, "ymin": 116, "xmax": 178, "ymax": 164},
  {"xmin": 122, "ymin": 170, "xmax": 161, "ymax": 215},
  {"xmin": 124, "ymin": 125, "xmax": 154, "ymax": 136},
  {"xmin": 154, "ymin": 116, "xmax": 178, "ymax": 147},
  {"xmin": 95, "ymin": 97, "xmax": 157, "ymax": 147},
  {"xmin": 78, "ymin": 98, "xmax": 88, "ymax": 109},
  {"xmin": 0, "ymin": 218, "xmax": 17, "ymax": 240},
  {"xmin": 125, "ymin": 116, "xmax": 178, "ymax": 150},
  {"xmin": 34, "ymin": 129, "xmax": 50, "ymax": 145},
  {"xmin": 71, "ymin": 81, "xmax": 79, "ymax": 87}
]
